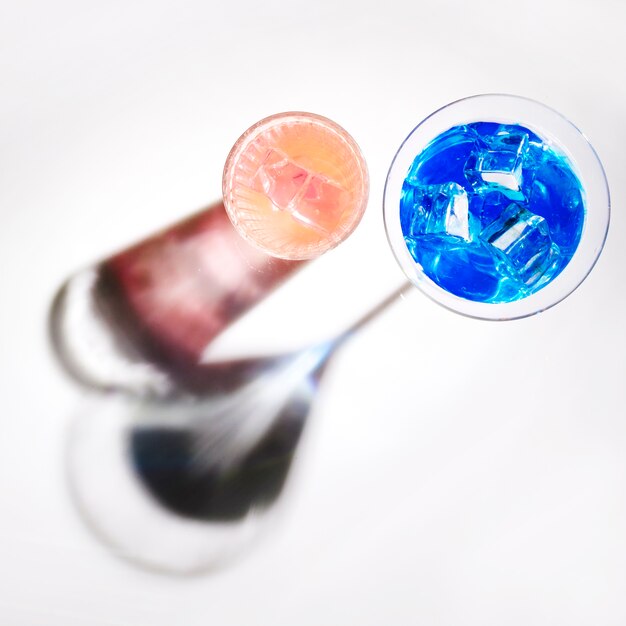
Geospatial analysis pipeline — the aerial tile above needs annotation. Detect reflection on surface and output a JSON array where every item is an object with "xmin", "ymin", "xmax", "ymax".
[
  {"xmin": 66, "ymin": 345, "xmax": 330, "ymax": 574},
  {"xmin": 50, "ymin": 202, "xmax": 302, "ymax": 396},
  {"xmin": 62, "ymin": 284, "xmax": 409, "ymax": 573}
]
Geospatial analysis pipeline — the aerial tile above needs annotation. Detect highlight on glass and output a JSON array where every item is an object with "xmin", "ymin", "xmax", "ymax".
[{"xmin": 383, "ymin": 94, "xmax": 610, "ymax": 320}]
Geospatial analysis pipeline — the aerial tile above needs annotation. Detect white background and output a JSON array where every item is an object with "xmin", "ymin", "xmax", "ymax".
[{"xmin": 1, "ymin": 0, "xmax": 626, "ymax": 624}]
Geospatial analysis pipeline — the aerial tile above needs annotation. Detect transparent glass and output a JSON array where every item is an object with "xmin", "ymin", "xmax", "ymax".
[
  {"xmin": 223, "ymin": 112, "xmax": 369, "ymax": 260},
  {"xmin": 383, "ymin": 94, "xmax": 610, "ymax": 320}
]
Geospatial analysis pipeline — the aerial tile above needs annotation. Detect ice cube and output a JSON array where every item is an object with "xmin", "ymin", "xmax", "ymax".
[
  {"xmin": 403, "ymin": 182, "xmax": 472, "ymax": 241},
  {"xmin": 405, "ymin": 125, "xmax": 479, "ymax": 186},
  {"xmin": 480, "ymin": 203, "xmax": 560, "ymax": 285},
  {"xmin": 290, "ymin": 174, "xmax": 348, "ymax": 233},
  {"xmin": 253, "ymin": 149, "xmax": 309, "ymax": 210},
  {"xmin": 252, "ymin": 150, "xmax": 348, "ymax": 232},
  {"xmin": 469, "ymin": 189, "xmax": 513, "ymax": 231},
  {"xmin": 465, "ymin": 131, "xmax": 530, "ymax": 200}
]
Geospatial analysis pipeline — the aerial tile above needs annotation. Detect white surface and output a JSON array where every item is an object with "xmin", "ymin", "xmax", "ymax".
[{"xmin": 1, "ymin": 0, "xmax": 626, "ymax": 624}]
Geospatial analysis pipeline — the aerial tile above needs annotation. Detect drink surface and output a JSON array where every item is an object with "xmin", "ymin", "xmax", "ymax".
[
  {"xmin": 223, "ymin": 112, "xmax": 369, "ymax": 260},
  {"xmin": 400, "ymin": 122, "xmax": 585, "ymax": 303}
]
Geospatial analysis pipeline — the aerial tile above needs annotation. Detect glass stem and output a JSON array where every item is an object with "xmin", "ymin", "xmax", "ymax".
[{"xmin": 332, "ymin": 280, "xmax": 413, "ymax": 350}]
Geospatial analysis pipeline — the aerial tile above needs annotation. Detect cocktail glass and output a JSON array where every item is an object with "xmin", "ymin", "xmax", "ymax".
[{"xmin": 384, "ymin": 94, "xmax": 610, "ymax": 320}]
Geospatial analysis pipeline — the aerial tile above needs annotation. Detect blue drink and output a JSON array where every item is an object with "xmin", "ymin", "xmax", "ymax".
[{"xmin": 399, "ymin": 122, "xmax": 585, "ymax": 303}]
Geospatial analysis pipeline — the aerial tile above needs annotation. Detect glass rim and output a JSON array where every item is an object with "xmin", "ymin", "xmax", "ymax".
[
  {"xmin": 383, "ymin": 93, "xmax": 611, "ymax": 321},
  {"xmin": 222, "ymin": 111, "xmax": 370, "ymax": 261}
]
